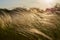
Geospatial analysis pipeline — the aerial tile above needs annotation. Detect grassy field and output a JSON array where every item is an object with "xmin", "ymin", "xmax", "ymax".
[{"xmin": 0, "ymin": 7, "xmax": 60, "ymax": 40}]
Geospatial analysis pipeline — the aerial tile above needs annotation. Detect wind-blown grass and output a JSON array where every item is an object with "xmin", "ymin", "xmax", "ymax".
[{"xmin": 0, "ymin": 8, "xmax": 60, "ymax": 40}]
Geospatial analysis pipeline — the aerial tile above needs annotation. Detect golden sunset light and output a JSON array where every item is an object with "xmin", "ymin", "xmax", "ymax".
[
  {"xmin": 36, "ymin": 0, "xmax": 57, "ymax": 9},
  {"xmin": 0, "ymin": 0, "xmax": 60, "ymax": 40},
  {"xmin": 45, "ymin": 0, "xmax": 53, "ymax": 3}
]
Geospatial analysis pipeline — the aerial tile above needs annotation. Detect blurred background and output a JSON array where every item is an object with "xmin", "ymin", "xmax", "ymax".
[{"xmin": 0, "ymin": 0, "xmax": 60, "ymax": 10}]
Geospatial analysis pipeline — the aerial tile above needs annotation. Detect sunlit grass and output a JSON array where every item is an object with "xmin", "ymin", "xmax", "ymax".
[{"xmin": 0, "ymin": 7, "xmax": 60, "ymax": 40}]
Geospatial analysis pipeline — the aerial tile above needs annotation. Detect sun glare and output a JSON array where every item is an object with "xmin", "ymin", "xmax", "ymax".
[
  {"xmin": 45, "ymin": 0, "xmax": 53, "ymax": 3},
  {"xmin": 37, "ymin": 0, "xmax": 56, "ymax": 9}
]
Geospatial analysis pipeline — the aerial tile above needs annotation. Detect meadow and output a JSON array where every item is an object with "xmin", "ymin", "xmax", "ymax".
[{"xmin": 0, "ymin": 5, "xmax": 60, "ymax": 40}]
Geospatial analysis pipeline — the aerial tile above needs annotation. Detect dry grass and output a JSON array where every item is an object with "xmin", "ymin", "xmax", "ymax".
[{"xmin": 0, "ymin": 8, "xmax": 60, "ymax": 40}]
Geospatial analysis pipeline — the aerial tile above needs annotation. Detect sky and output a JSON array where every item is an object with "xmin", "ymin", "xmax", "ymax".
[{"xmin": 0, "ymin": 0, "xmax": 60, "ymax": 9}]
